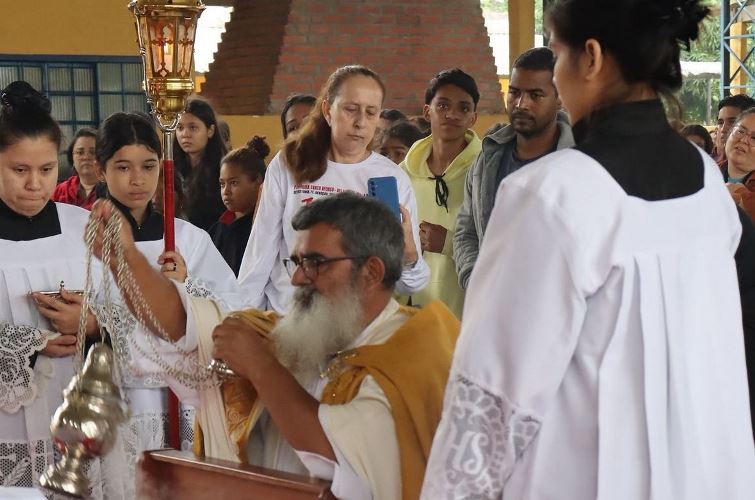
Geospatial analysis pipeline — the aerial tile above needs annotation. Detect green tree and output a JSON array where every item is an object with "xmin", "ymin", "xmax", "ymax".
[{"xmin": 677, "ymin": 13, "xmax": 721, "ymax": 124}]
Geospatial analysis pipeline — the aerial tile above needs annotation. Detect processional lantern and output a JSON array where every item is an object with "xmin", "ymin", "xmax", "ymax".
[
  {"xmin": 129, "ymin": 0, "xmax": 205, "ymax": 450},
  {"xmin": 129, "ymin": 0, "xmax": 205, "ymax": 253}
]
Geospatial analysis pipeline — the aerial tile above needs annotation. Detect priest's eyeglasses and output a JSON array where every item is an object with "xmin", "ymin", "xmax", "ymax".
[{"xmin": 283, "ymin": 255, "xmax": 367, "ymax": 279}]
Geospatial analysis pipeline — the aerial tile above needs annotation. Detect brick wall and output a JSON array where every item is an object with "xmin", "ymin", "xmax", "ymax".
[{"xmin": 201, "ymin": 0, "xmax": 503, "ymax": 115}]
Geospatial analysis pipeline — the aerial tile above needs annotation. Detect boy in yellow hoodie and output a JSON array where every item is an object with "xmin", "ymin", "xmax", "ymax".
[{"xmin": 400, "ymin": 69, "xmax": 482, "ymax": 318}]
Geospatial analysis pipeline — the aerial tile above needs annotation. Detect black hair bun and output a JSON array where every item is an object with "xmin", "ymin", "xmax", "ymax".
[
  {"xmin": 246, "ymin": 135, "xmax": 271, "ymax": 160},
  {"xmin": 665, "ymin": 0, "xmax": 710, "ymax": 50},
  {"xmin": 1, "ymin": 81, "xmax": 52, "ymax": 117}
]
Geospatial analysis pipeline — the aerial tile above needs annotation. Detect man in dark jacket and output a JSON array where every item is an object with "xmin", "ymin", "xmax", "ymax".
[{"xmin": 454, "ymin": 47, "xmax": 575, "ymax": 288}]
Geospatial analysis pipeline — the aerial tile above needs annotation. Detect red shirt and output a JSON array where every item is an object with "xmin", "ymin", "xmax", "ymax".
[{"xmin": 52, "ymin": 176, "xmax": 100, "ymax": 210}]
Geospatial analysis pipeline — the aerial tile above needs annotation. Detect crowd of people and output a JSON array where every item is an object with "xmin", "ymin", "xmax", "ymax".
[{"xmin": 1, "ymin": 0, "xmax": 754, "ymax": 499}]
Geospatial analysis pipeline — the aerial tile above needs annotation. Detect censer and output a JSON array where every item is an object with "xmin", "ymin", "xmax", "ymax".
[
  {"xmin": 40, "ymin": 212, "xmax": 132, "ymax": 497},
  {"xmin": 39, "ymin": 345, "xmax": 129, "ymax": 497}
]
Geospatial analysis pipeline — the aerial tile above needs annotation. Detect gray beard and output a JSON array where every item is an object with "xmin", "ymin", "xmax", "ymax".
[{"xmin": 272, "ymin": 283, "xmax": 365, "ymax": 383}]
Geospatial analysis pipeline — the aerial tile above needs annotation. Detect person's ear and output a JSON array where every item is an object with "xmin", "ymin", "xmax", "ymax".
[
  {"xmin": 322, "ymin": 100, "xmax": 333, "ymax": 127},
  {"xmin": 468, "ymin": 110, "xmax": 478, "ymax": 128},
  {"xmin": 207, "ymin": 124, "xmax": 216, "ymax": 138},
  {"xmin": 422, "ymin": 103, "xmax": 432, "ymax": 122},
  {"xmin": 361, "ymin": 256, "xmax": 386, "ymax": 290},
  {"xmin": 95, "ymin": 163, "xmax": 106, "ymax": 183},
  {"xmin": 583, "ymin": 38, "xmax": 604, "ymax": 82}
]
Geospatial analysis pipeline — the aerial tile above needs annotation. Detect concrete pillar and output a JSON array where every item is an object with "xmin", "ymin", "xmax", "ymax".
[{"xmin": 508, "ymin": 0, "xmax": 536, "ymax": 72}]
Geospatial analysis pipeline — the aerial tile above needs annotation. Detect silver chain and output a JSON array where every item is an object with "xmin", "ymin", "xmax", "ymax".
[{"xmin": 80, "ymin": 210, "xmax": 221, "ymax": 389}]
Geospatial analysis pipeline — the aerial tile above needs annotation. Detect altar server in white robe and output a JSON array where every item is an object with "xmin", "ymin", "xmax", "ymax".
[
  {"xmin": 0, "ymin": 81, "xmax": 129, "ymax": 499},
  {"xmin": 91, "ymin": 112, "xmax": 243, "ymax": 490},
  {"xmin": 423, "ymin": 1, "xmax": 755, "ymax": 499}
]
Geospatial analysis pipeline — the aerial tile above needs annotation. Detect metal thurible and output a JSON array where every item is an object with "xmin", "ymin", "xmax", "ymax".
[{"xmin": 40, "ymin": 344, "xmax": 129, "ymax": 497}]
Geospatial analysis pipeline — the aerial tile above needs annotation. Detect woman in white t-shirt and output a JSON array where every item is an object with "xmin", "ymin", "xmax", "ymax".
[{"xmin": 238, "ymin": 65, "xmax": 429, "ymax": 312}]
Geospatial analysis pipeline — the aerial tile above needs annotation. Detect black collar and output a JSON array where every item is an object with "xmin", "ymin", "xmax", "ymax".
[
  {"xmin": 0, "ymin": 199, "xmax": 61, "ymax": 241},
  {"xmin": 108, "ymin": 196, "xmax": 164, "ymax": 242},
  {"xmin": 572, "ymin": 99, "xmax": 671, "ymax": 145}
]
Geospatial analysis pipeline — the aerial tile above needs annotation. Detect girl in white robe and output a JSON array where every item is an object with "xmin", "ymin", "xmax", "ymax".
[
  {"xmin": 0, "ymin": 82, "xmax": 127, "ymax": 499},
  {"xmin": 423, "ymin": 2, "xmax": 755, "ymax": 499},
  {"xmin": 91, "ymin": 112, "xmax": 242, "ymax": 497}
]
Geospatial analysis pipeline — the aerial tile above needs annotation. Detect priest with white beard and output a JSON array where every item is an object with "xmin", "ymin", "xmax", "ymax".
[{"xmin": 88, "ymin": 193, "xmax": 459, "ymax": 500}]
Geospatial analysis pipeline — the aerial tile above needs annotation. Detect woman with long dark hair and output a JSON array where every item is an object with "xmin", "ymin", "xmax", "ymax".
[
  {"xmin": 423, "ymin": 1, "xmax": 755, "ymax": 498},
  {"xmin": 238, "ymin": 65, "xmax": 429, "ymax": 312},
  {"xmin": 174, "ymin": 97, "xmax": 228, "ymax": 232}
]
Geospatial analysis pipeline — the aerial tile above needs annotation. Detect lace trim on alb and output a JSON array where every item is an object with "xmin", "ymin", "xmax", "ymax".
[
  {"xmin": 0, "ymin": 439, "xmax": 54, "ymax": 489},
  {"xmin": 0, "ymin": 323, "xmax": 49, "ymax": 413},
  {"xmin": 94, "ymin": 277, "xmax": 221, "ymax": 389},
  {"xmin": 421, "ymin": 375, "xmax": 541, "ymax": 499}
]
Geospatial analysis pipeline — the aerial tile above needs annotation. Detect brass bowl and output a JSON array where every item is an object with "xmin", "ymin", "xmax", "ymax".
[{"xmin": 32, "ymin": 289, "xmax": 85, "ymax": 304}]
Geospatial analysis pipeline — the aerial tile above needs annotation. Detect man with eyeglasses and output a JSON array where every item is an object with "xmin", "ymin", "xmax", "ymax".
[
  {"xmin": 399, "ymin": 68, "xmax": 482, "ymax": 318},
  {"xmin": 89, "ymin": 192, "xmax": 459, "ymax": 499},
  {"xmin": 453, "ymin": 47, "xmax": 574, "ymax": 292}
]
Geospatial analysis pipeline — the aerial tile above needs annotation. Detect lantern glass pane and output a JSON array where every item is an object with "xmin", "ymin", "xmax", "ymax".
[
  {"xmin": 147, "ymin": 17, "xmax": 175, "ymax": 78},
  {"xmin": 177, "ymin": 17, "xmax": 197, "ymax": 78}
]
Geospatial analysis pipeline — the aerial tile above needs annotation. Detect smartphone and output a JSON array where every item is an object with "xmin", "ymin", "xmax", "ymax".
[{"xmin": 368, "ymin": 176, "xmax": 401, "ymax": 221}]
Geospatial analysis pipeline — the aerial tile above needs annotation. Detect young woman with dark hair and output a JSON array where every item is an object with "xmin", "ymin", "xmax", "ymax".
[
  {"xmin": 424, "ymin": 1, "xmax": 755, "ymax": 498},
  {"xmin": 238, "ymin": 65, "xmax": 429, "ymax": 313},
  {"xmin": 0, "ymin": 81, "xmax": 116, "ymax": 496},
  {"xmin": 52, "ymin": 127, "xmax": 106, "ymax": 209},
  {"xmin": 93, "ymin": 112, "xmax": 242, "ymax": 493},
  {"xmin": 680, "ymin": 123, "xmax": 714, "ymax": 155},
  {"xmin": 280, "ymin": 93, "xmax": 317, "ymax": 139},
  {"xmin": 210, "ymin": 135, "xmax": 270, "ymax": 275},
  {"xmin": 174, "ymin": 97, "xmax": 228, "ymax": 232}
]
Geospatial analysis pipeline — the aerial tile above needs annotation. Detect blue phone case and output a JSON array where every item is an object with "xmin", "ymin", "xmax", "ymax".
[{"xmin": 368, "ymin": 176, "xmax": 401, "ymax": 220}]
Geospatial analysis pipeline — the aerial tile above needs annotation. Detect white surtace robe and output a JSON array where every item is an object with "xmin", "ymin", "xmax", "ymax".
[
  {"xmin": 92, "ymin": 202, "xmax": 243, "ymax": 498},
  {"xmin": 423, "ymin": 148, "xmax": 755, "ymax": 499},
  {"xmin": 0, "ymin": 202, "xmax": 130, "ymax": 499}
]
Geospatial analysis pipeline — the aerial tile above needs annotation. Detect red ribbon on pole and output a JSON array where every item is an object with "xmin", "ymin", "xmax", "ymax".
[
  {"xmin": 163, "ymin": 133, "xmax": 180, "ymax": 450},
  {"xmin": 163, "ymin": 157, "xmax": 176, "ymax": 252}
]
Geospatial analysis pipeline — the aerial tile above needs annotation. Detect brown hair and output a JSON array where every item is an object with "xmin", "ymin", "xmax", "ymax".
[{"xmin": 282, "ymin": 65, "xmax": 385, "ymax": 184}]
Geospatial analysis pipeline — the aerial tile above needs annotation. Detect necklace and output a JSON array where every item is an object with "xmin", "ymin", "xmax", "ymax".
[{"xmin": 319, "ymin": 349, "xmax": 358, "ymax": 382}]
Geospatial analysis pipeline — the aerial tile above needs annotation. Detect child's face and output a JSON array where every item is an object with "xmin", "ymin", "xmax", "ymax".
[
  {"xmin": 379, "ymin": 136, "xmax": 410, "ymax": 165},
  {"xmin": 99, "ymin": 144, "xmax": 160, "ymax": 212},
  {"xmin": 219, "ymin": 162, "xmax": 260, "ymax": 216}
]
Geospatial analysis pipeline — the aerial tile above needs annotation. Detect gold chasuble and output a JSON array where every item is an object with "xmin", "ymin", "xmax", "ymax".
[{"xmin": 192, "ymin": 300, "xmax": 460, "ymax": 500}]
